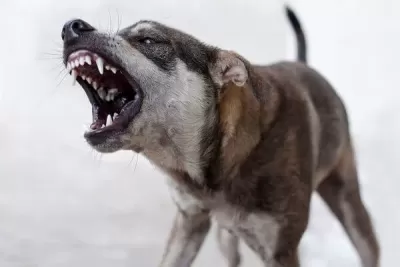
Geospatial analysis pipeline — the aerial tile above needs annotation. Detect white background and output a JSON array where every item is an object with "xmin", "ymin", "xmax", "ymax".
[{"xmin": 0, "ymin": 0, "xmax": 398, "ymax": 266}]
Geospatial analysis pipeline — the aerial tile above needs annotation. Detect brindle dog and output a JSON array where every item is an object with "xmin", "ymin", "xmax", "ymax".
[{"xmin": 61, "ymin": 6, "xmax": 380, "ymax": 267}]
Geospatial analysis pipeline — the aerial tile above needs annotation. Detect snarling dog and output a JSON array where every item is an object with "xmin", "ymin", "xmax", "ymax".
[{"xmin": 61, "ymin": 6, "xmax": 380, "ymax": 267}]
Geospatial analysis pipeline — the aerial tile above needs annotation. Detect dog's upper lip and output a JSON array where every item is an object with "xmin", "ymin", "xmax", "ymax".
[{"xmin": 67, "ymin": 49, "xmax": 118, "ymax": 76}]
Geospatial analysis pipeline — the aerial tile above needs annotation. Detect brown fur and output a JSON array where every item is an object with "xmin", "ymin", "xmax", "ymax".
[{"xmin": 219, "ymin": 81, "xmax": 260, "ymax": 178}]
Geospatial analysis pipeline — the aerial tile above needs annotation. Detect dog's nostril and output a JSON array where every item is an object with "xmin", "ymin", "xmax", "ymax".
[
  {"xmin": 62, "ymin": 19, "xmax": 95, "ymax": 41},
  {"xmin": 71, "ymin": 21, "xmax": 83, "ymax": 33}
]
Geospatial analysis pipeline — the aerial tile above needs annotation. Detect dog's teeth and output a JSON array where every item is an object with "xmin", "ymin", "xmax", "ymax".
[
  {"xmin": 109, "ymin": 88, "xmax": 118, "ymax": 94},
  {"xmin": 71, "ymin": 61, "xmax": 75, "ymax": 69},
  {"xmin": 105, "ymin": 90, "xmax": 115, "ymax": 101},
  {"xmin": 96, "ymin": 57, "xmax": 104, "ymax": 74},
  {"xmin": 108, "ymin": 88, "xmax": 118, "ymax": 101},
  {"xmin": 79, "ymin": 57, "xmax": 85, "ymax": 66},
  {"xmin": 101, "ymin": 124, "xmax": 105, "ymax": 128},
  {"xmin": 98, "ymin": 87, "xmax": 106, "ymax": 99},
  {"xmin": 113, "ymin": 113, "xmax": 118, "ymax": 119},
  {"xmin": 75, "ymin": 59, "xmax": 80, "ymax": 67},
  {"xmin": 110, "ymin": 67, "xmax": 117, "ymax": 74},
  {"xmin": 105, "ymin": 65, "xmax": 110, "ymax": 70},
  {"xmin": 93, "ymin": 81, "xmax": 98, "ymax": 90},
  {"xmin": 86, "ymin": 77, "xmax": 92, "ymax": 84},
  {"xmin": 106, "ymin": 114, "xmax": 113, "ymax": 126},
  {"xmin": 81, "ymin": 75, "xmax": 86, "ymax": 81},
  {"xmin": 85, "ymin": 55, "xmax": 92, "ymax": 65},
  {"xmin": 67, "ymin": 62, "xmax": 71, "ymax": 72},
  {"xmin": 71, "ymin": 70, "xmax": 78, "ymax": 85}
]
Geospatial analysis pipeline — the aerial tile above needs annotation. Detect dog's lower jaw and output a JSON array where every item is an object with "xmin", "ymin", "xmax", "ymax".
[{"xmin": 85, "ymin": 141, "xmax": 123, "ymax": 153}]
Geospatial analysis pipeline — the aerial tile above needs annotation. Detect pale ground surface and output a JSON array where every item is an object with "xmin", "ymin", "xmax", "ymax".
[{"xmin": 0, "ymin": 0, "xmax": 399, "ymax": 266}]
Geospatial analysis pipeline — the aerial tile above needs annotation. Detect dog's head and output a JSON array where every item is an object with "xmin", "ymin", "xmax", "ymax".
[{"xmin": 62, "ymin": 19, "xmax": 253, "ymax": 179}]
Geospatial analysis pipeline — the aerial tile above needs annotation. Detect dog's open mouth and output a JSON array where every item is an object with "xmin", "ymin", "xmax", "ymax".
[{"xmin": 66, "ymin": 49, "xmax": 143, "ymax": 139}]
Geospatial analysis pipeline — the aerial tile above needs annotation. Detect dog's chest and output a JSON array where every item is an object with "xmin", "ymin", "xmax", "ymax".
[
  {"xmin": 167, "ymin": 180, "xmax": 278, "ymax": 233},
  {"xmin": 210, "ymin": 205, "xmax": 243, "ymax": 229},
  {"xmin": 167, "ymin": 179, "xmax": 238, "ymax": 225}
]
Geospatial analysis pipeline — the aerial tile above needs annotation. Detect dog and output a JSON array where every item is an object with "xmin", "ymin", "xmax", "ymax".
[{"xmin": 61, "ymin": 5, "xmax": 380, "ymax": 267}]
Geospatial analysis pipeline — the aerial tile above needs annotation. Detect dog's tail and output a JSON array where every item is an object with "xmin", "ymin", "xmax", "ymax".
[{"xmin": 285, "ymin": 5, "xmax": 307, "ymax": 63}]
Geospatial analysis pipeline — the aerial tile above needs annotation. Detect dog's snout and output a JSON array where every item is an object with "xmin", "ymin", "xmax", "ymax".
[{"xmin": 62, "ymin": 19, "xmax": 95, "ymax": 42}]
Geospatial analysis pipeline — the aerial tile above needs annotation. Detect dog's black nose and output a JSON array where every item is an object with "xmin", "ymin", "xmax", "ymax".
[{"xmin": 62, "ymin": 19, "xmax": 95, "ymax": 42}]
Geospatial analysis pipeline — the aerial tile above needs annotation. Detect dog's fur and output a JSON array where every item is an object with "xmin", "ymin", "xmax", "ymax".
[{"xmin": 62, "ymin": 6, "xmax": 380, "ymax": 267}]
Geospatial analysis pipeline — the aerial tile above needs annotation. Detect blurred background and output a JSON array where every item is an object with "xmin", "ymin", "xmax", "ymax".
[{"xmin": 0, "ymin": 0, "xmax": 398, "ymax": 266}]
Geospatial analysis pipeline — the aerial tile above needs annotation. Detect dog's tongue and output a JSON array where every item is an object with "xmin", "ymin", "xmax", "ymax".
[
  {"xmin": 90, "ymin": 120, "xmax": 105, "ymax": 130},
  {"xmin": 90, "ymin": 105, "xmax": 107, "ymax": 130}
]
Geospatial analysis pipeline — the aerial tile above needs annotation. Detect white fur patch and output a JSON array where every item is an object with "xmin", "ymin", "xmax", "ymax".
[
  {"xmin": 139, "ymin": 59, "xmax": 210, "ymax": 183},
  {"xmin": 130, "ymin": 22, "xmax": 154, "ymax": 33},
  {"xmin": 170, "ymin": 60, "xmax": 210, "ymax": 181},
  {"xmin": 167, "ymin": 179, "xmax": 204, "ymax": 216}
]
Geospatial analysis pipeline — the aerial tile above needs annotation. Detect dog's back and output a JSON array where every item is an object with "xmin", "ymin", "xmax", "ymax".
[{"xmin": 255, "ymin": 61, "xmax": 349, "ymax": 188}]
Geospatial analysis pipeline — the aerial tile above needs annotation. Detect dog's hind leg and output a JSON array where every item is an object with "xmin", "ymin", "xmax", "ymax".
[
  {"xmin": 216, "ymin": 225, "xmax": 241, "ymax": 267},
  {"xmin": 317, "ymin": 142, "xmax": 380, "ymax": 267}
]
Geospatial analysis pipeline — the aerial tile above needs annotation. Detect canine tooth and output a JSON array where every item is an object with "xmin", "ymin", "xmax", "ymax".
[
  {"xmin": 93, "ymin": 81, "xmax": 98, "ymax": 90},
  {"xmin": 71, "ymin": 70, "xmax": 78, "ymax": 85},
  {"xmin": 79, "ymin": 57, "xmax": 85, "ymax": 66},
  {"xmin": 96, "ymin": 57, "xmax": 104, "ymax": 74},
  {"xmin": 109, "ymin": 88, "xmax": 118, "ymax": 94},
  {"xmin": 106, "ymin": 114, "xmax": 112, "ymax": 126},
  {"xmin": 110, "ymin": 67, "xmax": 117, "ymax": 74},
  {"xmin": 106, "ymin": 91, "xmax": 114, "ymax": 101},
  {"xmin": 85, "ymin": 55, "xmax": 92, "ymax": 65},
  {"xmin": 108, "ymin": 88, "xmax": 118, "ymax": 100},
  {"xmin": 98, "ymin": 87, "xmax": 106, "ymax": 99},
  {"xmin": 75, "ymin": 59, "xmax": 80, "ymax": 67},
  {"xmin": 86, "ymin": 77, "xmax": 92, "ymax": 84}
]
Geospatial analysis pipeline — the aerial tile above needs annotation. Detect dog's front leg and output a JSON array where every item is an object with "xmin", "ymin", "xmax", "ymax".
[
  {"xmin": 159, "ymin": 209, "xmax": 210, "ymax": 267},
  {"xmin": 216, "ymin": 225, "xmax": 241, "ymax": 267}
]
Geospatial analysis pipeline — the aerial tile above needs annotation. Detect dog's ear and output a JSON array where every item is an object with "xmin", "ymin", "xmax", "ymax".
[{"xmin": 209, "ymin": 50, "xmax": 248, "ymax": 88}]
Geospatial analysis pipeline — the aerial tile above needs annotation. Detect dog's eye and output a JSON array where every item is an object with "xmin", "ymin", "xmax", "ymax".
[{"xmin": 139, "ymin": 37, "xmax": 156, "ymax": 44}]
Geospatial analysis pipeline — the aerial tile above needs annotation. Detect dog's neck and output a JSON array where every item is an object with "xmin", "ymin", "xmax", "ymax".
[{"xmin": 141, "ymin": 63, "xmax": 282, "ymax": 191}]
